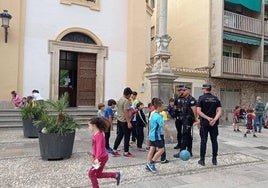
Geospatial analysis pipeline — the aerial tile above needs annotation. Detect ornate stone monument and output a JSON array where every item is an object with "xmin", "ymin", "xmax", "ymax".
[{"xmin": 147, "ymin": 0, "xmax": 177, "ymax": 104}]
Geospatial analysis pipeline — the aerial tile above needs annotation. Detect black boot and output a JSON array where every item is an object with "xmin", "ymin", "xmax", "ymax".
[
  {"xmin": 198, "ymin": 159, "xmax": 205, "ymax": 166},
  {"xmin": 212, "ymin": 158, "xmax": 217, "ymax": 166}
]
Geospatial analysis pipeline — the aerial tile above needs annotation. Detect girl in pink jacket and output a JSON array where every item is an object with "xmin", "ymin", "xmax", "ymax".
[{"xmin": 88, "ymin": 117, "xmax": 121, "ymax": 188}]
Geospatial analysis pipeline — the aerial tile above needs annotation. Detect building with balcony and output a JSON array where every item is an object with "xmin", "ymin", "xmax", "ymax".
[{"xmin": 151, "ymin": 0, "xmax": 268, "ymax": 121}]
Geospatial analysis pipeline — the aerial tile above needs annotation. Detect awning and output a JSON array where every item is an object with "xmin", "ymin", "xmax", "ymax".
[
  {"xmin": 225, "ymin": 0, "xmax": 261, "ymax": 12},
  {"xmin": 223, "ymin": 33, "xmax": 261, "ymax": 45},
  {"xmin": 264, "ymin": 40, "xmax": 268, "ymax": 46}
]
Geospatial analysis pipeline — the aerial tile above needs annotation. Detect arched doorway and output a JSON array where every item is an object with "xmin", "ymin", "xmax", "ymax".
[{"xmin": 49, "ymin": 28, "xmax": 108, "ymax": 107}]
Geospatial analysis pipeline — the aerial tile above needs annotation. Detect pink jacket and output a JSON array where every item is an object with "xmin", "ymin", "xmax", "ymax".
[{"xmin": 92, "ymin": 131, "xmax": 108, "ymax": 160}]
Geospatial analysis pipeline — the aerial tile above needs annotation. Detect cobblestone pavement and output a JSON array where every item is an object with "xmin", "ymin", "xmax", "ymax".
[{"xmin": 1, "ymin": 120, "xmax": 268, "ymax": 188}]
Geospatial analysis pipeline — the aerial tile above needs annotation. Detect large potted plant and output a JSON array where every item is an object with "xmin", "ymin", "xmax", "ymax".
[
  {"xmin": 21, "ymin": 101, "xmax": 44, "ymax": 138},
  {"xmin": 34, "ymin": 93, "xmax": 80, "ymax": 160}
]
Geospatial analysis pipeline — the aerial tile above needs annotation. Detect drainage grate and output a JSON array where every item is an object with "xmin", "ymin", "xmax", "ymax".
[{"xmin": 255, "ymin": 146, "xmax": 268, "ymax": 150}]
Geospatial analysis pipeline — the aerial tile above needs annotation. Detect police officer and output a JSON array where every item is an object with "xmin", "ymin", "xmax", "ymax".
[
  {"xmin": 197, "ymin": 84, "xmax": 222, "ymax": 166},
  {"xmin": 173, "ymin": 86, "xmax": 198, "ymax": 158},
  {"xmin": 173, "ymin": 85, "xmax": 186, "ymax": 149}
]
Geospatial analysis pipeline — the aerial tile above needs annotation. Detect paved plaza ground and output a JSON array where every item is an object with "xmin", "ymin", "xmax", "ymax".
[{"xmin": 1, "ymin": 119, "xmax": 268, "ymax": 188}]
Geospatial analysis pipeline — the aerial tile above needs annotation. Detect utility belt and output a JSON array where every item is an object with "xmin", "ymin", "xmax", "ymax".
[{"xmin": 176, "ymin": 114, "xmax": 194, "ymax": 120}]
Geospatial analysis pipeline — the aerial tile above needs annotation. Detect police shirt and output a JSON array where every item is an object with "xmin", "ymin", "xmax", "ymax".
[
  {"xmin": 197, "ymin": 93, "xmax": 221, "ymax": 123},
  {"xmin": 183, "ymin": 95, "xmax": 197, "ymax": 116},
  {"xmin": 174, "ymin": 96, "xmax": 185, "ymax": 114}
]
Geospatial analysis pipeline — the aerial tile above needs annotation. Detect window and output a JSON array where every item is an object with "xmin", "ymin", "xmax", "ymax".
[
  {"xmin": 151, "ymin": 26, "xmax": 155, "ymax": 41},
  {"xmin": 223, "ymin": 44, "xmax": 242, "ymax": 58}
]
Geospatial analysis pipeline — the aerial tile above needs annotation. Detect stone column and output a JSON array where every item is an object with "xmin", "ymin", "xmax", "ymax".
[{"xmin": 147, "ymin": 0, "xmax": 177, "ymax": 104}]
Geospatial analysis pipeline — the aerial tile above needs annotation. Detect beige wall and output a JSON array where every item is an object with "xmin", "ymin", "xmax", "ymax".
[
  {"xmin": 0, "ymin": 0, "xmax": 25, "ymax": 101},
  {"xmin": 127, "ymin": 0, "xmax": 151, "ymax": 104},
  {"xmin": 167, "ymin": 0, "xmax": 210, "ymax": 69}
]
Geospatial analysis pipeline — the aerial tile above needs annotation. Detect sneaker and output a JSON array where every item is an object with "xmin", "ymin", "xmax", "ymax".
[
  {"xmin": 115, "ymin": 172, "xmax": 121, "ymax": 186},
  {"xmin": 161, "ymin": 159, "xmax": 169, "ymax": 164},
  {"xmin": 253, "ymin": 134, "xmax": 257, "ymax": 138},
  {"xmin": 198, "ymin": 159, "xmax": 205, "ymax": 166},
  {"xmin": 123, "ymin": 152, "xmax": 135, "ymax": 158},
  {"xmin": 244, "ymin": 134, "xmax": 247, "ymax": 137},
  {"xmin": 138, "ymin": 148, "xmax": 146, "ymax": 152},
  {"xmin": 146, "ymin": 162, "xmax": 157, "ymax": 173},
  {"xmin": 237, "ymin": 129, "xmax": 241, "ymax": 132},
  {"xmin": 174, "ymin": 144, "xmax": 180, "ymax": 149},
  {"xmin": 145, "ymin": 147, "xmax": 150, "ymax": 151},
  {"xmin": 233, "ymin": 129, "xmax": 236, "ymax": 132},
  {"xmin": 173, "ymin": 152, "xmax": 180, "ymax": 158},
  {"xmin": 111, "ymin": 151, "xmax": 121, "ymax": 157},
  {"xmin": 144, "ymin": 165, "xmax": 150, "ymax": 172},
  {"xmin": 106, "ymin": 148, "xmax": 114, "ymax": 153}
]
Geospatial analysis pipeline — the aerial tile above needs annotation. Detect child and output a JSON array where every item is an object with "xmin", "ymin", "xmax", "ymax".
[
  {"xmin": 167, "ymin": 98, "xmax": 176, "ymax": 119},
  {"xmin": 11, "ymin": 91, "xmax": 22, "ymax": 108},
  {"xmin": 135, "ymin": 102, "xmax": 147, "ymax": 151},
  {"xmin": 97, "ymin": 103, "xmax": 105, "ymax": 117},
  {"xmin": 159, "ymin": 108, "xmax": 169, "ymax": 164},
  {"xmin": 19, "ymin": 97, "xmax": 27, "ymax": 108},
  {"xmin": 88, "ymin": 117, "xmax": 121, "ymax": 187},
  {"xmin": 104, "ymin": 99, "xmax": 117, "ymax": 153},
  {"xmin": 145, "ymin": 98, "xmax": 173, "ymax": 173},
  {"xmin": 244, "ymin": 108, "xmax": 257, "ymax": 138},
  {"xmin": 233, "ymin": 106, "xmax": 241, "ymax": 132}
]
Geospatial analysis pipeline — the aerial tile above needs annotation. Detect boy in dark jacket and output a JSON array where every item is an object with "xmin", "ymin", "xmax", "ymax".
[{"xmin": 135, "ymin": 102, "xmax": 147, "ymax": 151}]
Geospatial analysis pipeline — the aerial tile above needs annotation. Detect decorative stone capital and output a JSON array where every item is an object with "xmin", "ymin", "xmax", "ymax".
[
  {"xmin": 152, "ymin": 56, "xmax": 172, "ymax": 74},
  {"xmin": 155, "ymin": 34, "xmax": 172, "ymax": 53}
]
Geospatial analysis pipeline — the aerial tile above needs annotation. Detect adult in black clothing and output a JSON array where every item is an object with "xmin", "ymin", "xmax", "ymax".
[
  {"xmin": 173, "ymin": 86, "xmax": 198, "ymax": 158},
  {"xmin": 197, "ymin": 84, "xmax": 222, "ymax": 166},
  {"xmin": 173, "ymin": 85, "xmax": 186, "ymax": 149}
]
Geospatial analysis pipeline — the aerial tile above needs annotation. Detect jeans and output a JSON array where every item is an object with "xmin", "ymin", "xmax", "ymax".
[
  {"xmin": 254, "ymin": 114, "xmax": 263, "ymax": 132},
  {"xmin": 104, "ymin": 127, "xmax": 111, "ymax": 149}
]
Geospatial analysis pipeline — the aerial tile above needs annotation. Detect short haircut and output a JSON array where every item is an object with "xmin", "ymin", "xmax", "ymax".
[
  {"xmin": 169, "ymin": 98, "xmax": 175, "ymax": 102},
  {"xmin": 98, "ymin": 103, "xmax": 105, "ymax": 109},
  {"xmin": 154, "ymin": 98, "xmax": 163, "ymax": 108},
  {"xmin": 136, "ymin": 102, "xmax": 143, "ymax": 108},
  {"xmin": 107, "ymin": 99, "xmax": 116, "ymax": 106},
  {"xmin": 132, "ymin": 91, "xmax": 137, "ymax": 96},
  {"xmin": 32, "ymin": 89, "xmax": 39, "ymax": 93},
  {"xmin": 123, "ymin": 87, "xmax": 132, "ymax": 96}
]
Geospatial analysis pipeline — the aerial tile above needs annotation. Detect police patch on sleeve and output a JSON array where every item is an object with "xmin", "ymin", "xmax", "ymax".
[{"xmin": 190, "ymin": 101, "xmax": 195, "ymax": 104}]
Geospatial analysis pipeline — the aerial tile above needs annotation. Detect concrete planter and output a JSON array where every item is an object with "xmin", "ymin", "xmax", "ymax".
[{"xmin": 38, "ymin": 131, "xmax": 75, "ymax": 160}]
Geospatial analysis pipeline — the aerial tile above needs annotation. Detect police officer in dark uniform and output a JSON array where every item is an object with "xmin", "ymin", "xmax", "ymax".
[
  {"xmin": 173, "ymin": 86, "xmax": 198, "ymax": 158},
  {"xmin": 173, "ymin": 85, "xmax": 186, "ymax": 149},
  {"xmin": 197, "ymin": 84, "xmax": 222, "ymax": 166}
]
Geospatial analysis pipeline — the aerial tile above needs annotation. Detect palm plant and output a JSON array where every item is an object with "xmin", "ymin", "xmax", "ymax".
[{"xmin": 34, "ymin": 93, "xmax": 80, "ymax": 135}]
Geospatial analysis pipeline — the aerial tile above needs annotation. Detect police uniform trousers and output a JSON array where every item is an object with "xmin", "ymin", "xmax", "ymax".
[
  {"xmin": 180, "ymin": 117, "xmax": 193, "ymax": 153},
  {"xmin": 175, "ymin": 118, "xmax": 183, "ymax": 148},
  {"xmin": 199, "ymin": 120, "xmax": 219, "ymax": 160}
]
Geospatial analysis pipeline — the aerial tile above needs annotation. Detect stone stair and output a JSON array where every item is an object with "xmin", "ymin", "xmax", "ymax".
[{"xmin": 0, "ymin": 107, "xmax": 98, "ymax": 128}]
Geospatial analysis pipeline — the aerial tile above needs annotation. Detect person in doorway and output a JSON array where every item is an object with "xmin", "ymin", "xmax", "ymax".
[{"xmin": 197, "ymin": 84, "xmax": 222, "ymax": 166}]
